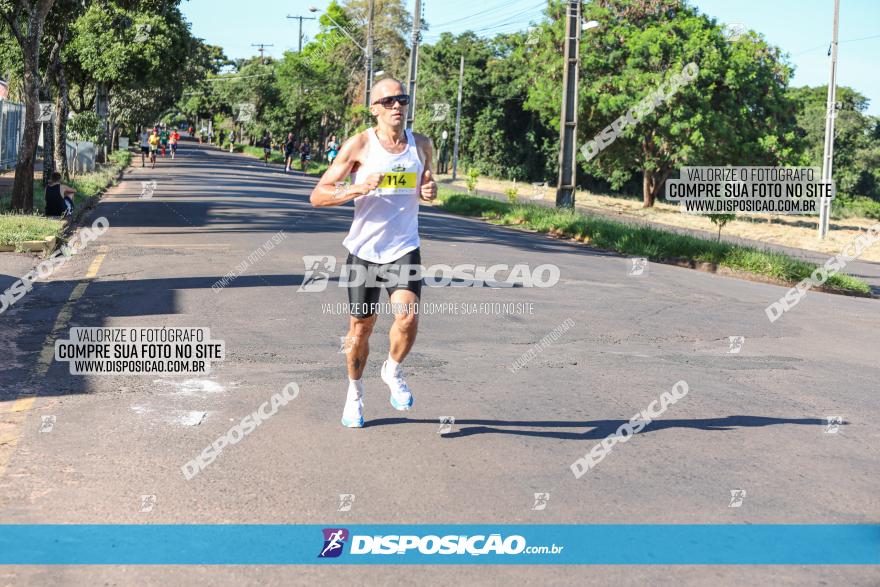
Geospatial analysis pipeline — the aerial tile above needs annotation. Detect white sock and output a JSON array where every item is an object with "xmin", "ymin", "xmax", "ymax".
[
  {"xmin": 385, "ymin": 354, "xmax": 401, "ymax": 375},
  {"xmin": 347, "ymin": 378, "xmax": 364, "ymax": 401}
]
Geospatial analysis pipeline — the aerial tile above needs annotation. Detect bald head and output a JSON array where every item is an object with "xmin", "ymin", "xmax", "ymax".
[{"xmin": 370, "ymin": 77, "xmax": 404, "ymax": 104}]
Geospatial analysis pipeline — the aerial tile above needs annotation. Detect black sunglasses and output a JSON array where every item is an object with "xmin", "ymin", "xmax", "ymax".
[{"xmin": 372, "ymin": 94, "xmax": 410, "ymax": 108}]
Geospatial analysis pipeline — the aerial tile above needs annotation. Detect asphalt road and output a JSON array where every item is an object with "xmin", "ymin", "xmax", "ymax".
[{"xmin": 0, "ymin": 142, "xmax": 877, "ymax": 585}]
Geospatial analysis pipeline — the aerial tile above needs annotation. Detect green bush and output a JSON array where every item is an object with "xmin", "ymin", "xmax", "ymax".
[{"xmin": 437, "ymin": 191, "xmax": 870, "ymax": 295}]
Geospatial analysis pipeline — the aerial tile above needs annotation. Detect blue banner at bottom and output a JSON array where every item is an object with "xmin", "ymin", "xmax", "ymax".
[{"xmin": 0, "ymin": 525, "xmax": 877, "ymax": 564}]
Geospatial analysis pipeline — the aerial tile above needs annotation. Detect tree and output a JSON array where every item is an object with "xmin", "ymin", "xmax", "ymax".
[
  {"xmin": 68, "ymin": 1, "xmax": 193, "ymax": 153},
  {"xmin": 0, "ymin": 0, "xmax": 56, "ymax": 212},
  {"xmin": 525, "ymin": 0, "xmax": 803, "ymax": 207},
  {"xmin": 789, "ymin": 85, "xmax": 880, "ymax": 203}
]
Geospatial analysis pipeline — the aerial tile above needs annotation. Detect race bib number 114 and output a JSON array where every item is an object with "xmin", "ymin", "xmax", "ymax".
[{"xmin": 379, "ymin": 172, "xmax": 417, "ymax": 189}]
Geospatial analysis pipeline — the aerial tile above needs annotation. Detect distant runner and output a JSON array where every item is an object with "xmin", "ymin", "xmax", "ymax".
[
  {"xmin": 169, "ymin": 128, "xmax": 180, "ymax": 159},
  {"xmin": 284, "ymin": 133, "xmax": 297, "ymax": 173},
  {"xmin": 299, "ymin": 138, "xmax": 311, "ymax": 172},
  {"xmin": 326, "ymin": 135, "xmax": 340, "ymax": 166},
  {"xmin": 139, "ymin": 127, "xmax": 150, "ymax": 167},
  {"xmin": 148, "ymin": 127, "xmax": 160, "ymax": 168},
  {"xmin": 260, "ymin": 132, "xmax": 272, "ymax": 167},
  {"xmin": 159, "ymin": 126, "xmax": 170, "ymax": 158},
  {"xmin": 309, "ymin": 77, "xmax": 437, "ymax": 428}
]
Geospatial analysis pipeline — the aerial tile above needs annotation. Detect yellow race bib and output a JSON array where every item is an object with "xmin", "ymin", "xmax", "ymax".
[{"xmin": 378, "ymin": 172, "xmax": 417, "ymax": 189}]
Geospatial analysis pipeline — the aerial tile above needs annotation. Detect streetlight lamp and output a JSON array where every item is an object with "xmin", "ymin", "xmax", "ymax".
[
  {"xmin": 309, "ymin": 3, "xmax": 375, "ymax": 110},
  {"xmin": 555, "ymin": 1, "xmax": 601, "ymax": 208}
]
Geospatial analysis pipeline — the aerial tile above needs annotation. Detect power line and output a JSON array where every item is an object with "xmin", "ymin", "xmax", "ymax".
[
  {"xmin": 791, "ymin": 33, "xmax": 880, "ymax": 57},
  {"xmin": 286, "ymin": 15, "xmax": 317, "ymax": 52},
  {"xmin": 251, "ymin": 43, "xmax": 274, "ymax": 64}
]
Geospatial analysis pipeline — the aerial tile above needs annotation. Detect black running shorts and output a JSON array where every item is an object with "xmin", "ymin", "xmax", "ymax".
[{"xmin": 345, "ymin": 248, "xmax": 422, "ymax": 319}]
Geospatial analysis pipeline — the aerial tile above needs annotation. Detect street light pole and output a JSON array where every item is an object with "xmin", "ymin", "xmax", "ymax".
[
  {"xmin": 555, "ymin": 0, "xmax": 582, "ymax": 208},
  {"xmin": 286, "ymin": 15, "xmax": 317, "ymax": 52},
  {"xmin": 364, "ymin": 0, "xmax": 375, "ymax": 110},
  {"xmin": 818, "ymin": 0, "xmax": 840, "ymax": 239},
  {"xmin": 451, "ymin": 55, "xmax": 464, "ymax": 180},
  {"xmin": 405, "ymin": 0, "xmax": 423, "ymax": 129}
]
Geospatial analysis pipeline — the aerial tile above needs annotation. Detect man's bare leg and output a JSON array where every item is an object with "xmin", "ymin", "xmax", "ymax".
[
  {"xmin": 388, "ymin": 289, "xmax": 419, "ymax": 362},
  {"xmin": 341, "ymin": 314, "xmax": 377, "ymax": 428},
  {"xmin": 346, "ymin": 314, "xmax": 377, "ymax": 379},
  {"xmin": 382, "ymin": 289, "xmax": 419, "ymax": 410}
]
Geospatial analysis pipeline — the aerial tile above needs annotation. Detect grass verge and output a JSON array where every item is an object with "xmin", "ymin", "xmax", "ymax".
[
  {"xmin": 436, "ymin": 191, "xmax": 871, "ymax": 296},
  {"xmin": 237, "ymin": 144, "xmax": 329, "ymax": 176},
  {"xmin": 0, "ymin": 150, "xmax": 131, "ymax": 248}
]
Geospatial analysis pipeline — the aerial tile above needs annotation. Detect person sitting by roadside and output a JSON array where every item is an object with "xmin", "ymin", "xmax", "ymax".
[{"xmin": 45, "ymin": 172, "xmax": 76, "ymax": 218}]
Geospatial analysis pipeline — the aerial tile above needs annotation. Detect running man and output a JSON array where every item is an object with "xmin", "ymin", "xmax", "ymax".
[
  {"xmin": 260, "ymin": 132, "xmax": 272, "ymax": 167},
  {"xmin": 299, "ymin": 138, "xmax": 311, "ymax": 172},
  {"xmin": 284, "ymin": 132, "xmax": 296, "ymax": 172},
  {"xmin": 139, "ymin": 127, "xmax": 150, "ymax": 167},
  {"xmin": 310, "ymin": 77, "xmax": 437, "ymax": 428},
  {"xmin": 159, "ymin": 125, "xmax": 170, "ymax": 158},
  {"xmin": 148, "ymin": 127, "xmax": 160, "ymax": 168},
  {"xmin": 169, "ymin": 128, "xmax": 180, "ymax": 159}
]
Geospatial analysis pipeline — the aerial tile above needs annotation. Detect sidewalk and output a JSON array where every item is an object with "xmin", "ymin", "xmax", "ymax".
[{"xmin": 437, "ymin": 175, "xmax": 880, "ymax": 296}]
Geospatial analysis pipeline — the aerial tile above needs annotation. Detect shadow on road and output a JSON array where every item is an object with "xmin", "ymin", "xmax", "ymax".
[{"xmin": 365, "ymin": 415, "xmax": 833, "ymax": 439}]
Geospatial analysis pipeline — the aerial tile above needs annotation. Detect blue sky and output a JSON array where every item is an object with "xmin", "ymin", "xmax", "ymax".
[{"xmin": 181, "ymin": 0, "xmax": 880, "ymax": 114}]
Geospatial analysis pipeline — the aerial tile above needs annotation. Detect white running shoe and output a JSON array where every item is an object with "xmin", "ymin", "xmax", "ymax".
[
  {"xmin": 382, "ymin": 361, "xmax": 413, "ymax": 410},
  {"xmin": 341, "ymin": 385, "xmax": 364, "ymax": 428}
]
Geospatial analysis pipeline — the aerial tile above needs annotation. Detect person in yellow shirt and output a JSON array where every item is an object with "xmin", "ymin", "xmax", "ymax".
[{"xmin": 148, "ymin": 127, "xmax": 160, "ymax": 168}]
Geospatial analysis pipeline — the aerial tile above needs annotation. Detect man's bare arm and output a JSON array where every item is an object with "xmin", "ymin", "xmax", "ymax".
[
  {"xmin": 310, "ymin": 134, "xmax": 382, "ymax": 207},
  {"xmin": 415, "ymin": 134, "xmax": 437, "ymax": 202}
]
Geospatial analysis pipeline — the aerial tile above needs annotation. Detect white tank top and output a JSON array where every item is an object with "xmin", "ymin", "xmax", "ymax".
[{"xmin": 343, "ymin": 128, "xmax": 423, "ymax": 264}]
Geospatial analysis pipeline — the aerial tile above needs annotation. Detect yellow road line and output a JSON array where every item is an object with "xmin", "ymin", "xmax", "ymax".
[
  {"xmin": 0, "ymin": 245, "xmax": 109, "ymax": 477},
  {"xmin": 135, "ymin": 244, "xmax": 230, "ymax": 248}
]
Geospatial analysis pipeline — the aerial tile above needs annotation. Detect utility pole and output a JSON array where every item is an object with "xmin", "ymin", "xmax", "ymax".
[
  {"xmin": 451, "ymin": 55, "xmax": 464, "ymax": 180},
  {"xmin": 405, "ymin": 0, "xmax": 423, "ymax": 129},
  {"xmin": 818, "ymin": 0, "xmax": 840, "ymax": 239},
  {"xmin": 555, "ymin": 0, "xmax": 582, "ymax": 208},
  {"xmin": 286, "ymin": 15, "xmax": 317, "ymax": 52},
  {"xmin": 251, "ymin": 43, "xmax": 274, "ymax": 64},
  {"xmin": 364, "ymin": 0, "xmax": 376, "ymax": 110}
]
